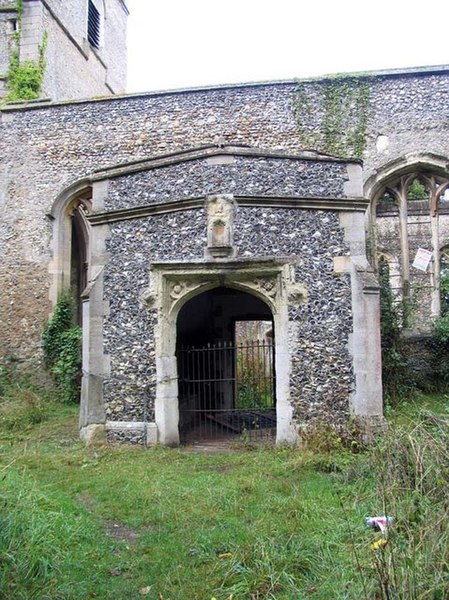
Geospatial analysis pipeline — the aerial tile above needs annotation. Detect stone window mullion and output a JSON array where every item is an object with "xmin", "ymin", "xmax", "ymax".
[
  {"xmin": 395, "ymin": 181, "xmax": 410, "ymax": 302},
  {"xmin": 429, "ymin": 179, "xmax": 449, "ymax": 317}
]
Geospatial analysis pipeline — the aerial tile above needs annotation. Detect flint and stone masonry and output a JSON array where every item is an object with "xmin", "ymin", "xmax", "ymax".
[{"xmin": 2, "ymin": 63, "xmax": 449, "ymax": 445}]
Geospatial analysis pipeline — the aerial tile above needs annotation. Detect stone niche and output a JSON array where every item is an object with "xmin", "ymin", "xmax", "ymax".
[{"xmin": 205, "ymin": 195, "xmax": 235, "ymax": 258}]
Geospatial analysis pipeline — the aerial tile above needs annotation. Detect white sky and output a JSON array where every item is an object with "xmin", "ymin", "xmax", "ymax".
[{"xmin": 126, "ymin": 0, "xmax": 448, "ymax": 94}]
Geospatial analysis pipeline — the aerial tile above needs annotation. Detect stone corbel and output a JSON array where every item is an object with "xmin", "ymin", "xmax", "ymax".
[
  {"xmin": 140, "ymin": 288, "xmax": 158, "ymax": 309},
  {"xmin": 288, "ymin": 282, "xmax": 308, "ymax": 304},
  {"xmin": 140, "ymin": 269, "xmax": 162, "ymax": 309},
  {"xmin": 353, "ymin": 260, "xmax": 379, "ymax": 295},
  {"xmin": 285, "ymin": 264, "xmax": 308, "ymax": 305}
]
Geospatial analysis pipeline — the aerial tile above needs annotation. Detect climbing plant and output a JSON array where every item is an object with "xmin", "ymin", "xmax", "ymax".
[
  {"xmin": 42, "ymin": 292, "xmax": 82, "ymax": 403},
  {"xmin": 293, "ymin": 76, "xmax": 370, "ymax": 159},
  {"xmin": 4, "ymin": 0, "xmax": 47, "ymax": 102}
]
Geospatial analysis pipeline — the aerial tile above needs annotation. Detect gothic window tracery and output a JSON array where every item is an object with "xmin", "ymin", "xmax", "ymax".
[
  {"xmin": 49, "ymin": 187, "xmax": 92, "ymax": 326},
  {"xmin": 372, "ymin": 170, "xmax": 449, "ymax": 325}
]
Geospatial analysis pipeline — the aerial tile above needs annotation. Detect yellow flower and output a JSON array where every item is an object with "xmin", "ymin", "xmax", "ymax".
[{"xmin": 371, "ymin": 538, "xmax": 388, "ymax": 550}]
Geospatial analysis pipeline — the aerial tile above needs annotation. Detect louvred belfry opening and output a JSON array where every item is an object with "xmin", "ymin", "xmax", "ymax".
[{"xmin": 88, "ymin": 0, "xmax": 101, "ymax": 49}]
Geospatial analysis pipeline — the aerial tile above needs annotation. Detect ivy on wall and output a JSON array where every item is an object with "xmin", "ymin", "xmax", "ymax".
[
  {"xmin": 42, "ymin": 292, "xmax": 82, "ymax": 404},
  {"xmin": 4, "ymin": 0, "xmax": 47, "ymax": 102},
  {"xmin": 378, "ymin": 258, "xmax": 414, "ymax": 403},
  {"xmin": 293, "ymin": 76, "xmax": 371, "ymax": 159}
]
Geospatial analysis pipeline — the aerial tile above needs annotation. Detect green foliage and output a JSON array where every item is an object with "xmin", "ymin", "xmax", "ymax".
[
  {"xmin": 42, "ymin": 292, "xmax": 81, "ymax": 403},
  {"xmin": 377, "ymin": 190, "xmax": 398, "ymax": 211},
  {"xmin": 236, "ymin": 348, "xmax": 272, "ymax": 410},
  {"xmin": 301, "ymin": 415, "xmax": 365, "ymax": 456},
  {"xmin": 0, "ymin": 368, "xmax": 58, "ymax": 436},
  {"xmin": 417, "ymin": 271, "xmax": 449, "ymax": 391},
  {"xmin": 434, "ymin": 313, "xmax": 449, "ymax": 343},
  {"xmin": 0, "ymin": 384, "xmax": 48, "ymax": 431},
  {"xmin": 407, "ymin": 178, "xmax": 428, "ymax": 201},
  {"xmin": 51, "ymin": 327, "xmax": 82, "ymax": 404},
  {"xmin": 439, "ymin": 268, "xmax": 449, "ymax": 315},
  {"xmin": 294, "ymin": 77, "xmax": 370, "ymax": 158},
  {"xmin": 42, "ymin": 292, "xmax": 77, "ymax": 365},
  {"xmin": 5, "ymin": 30, "xmax": 47, "ymax": 102},
  {"xmin": 16, "ymin": 0, "xmax": 23, "ymax": 20},
  {"xmin": 427, "ymin": 313, "xmax": 449, "ymax": 391},
  {"xmin": 378, "ymin": 259, "xmax": 414, "ymax": 404},
  {"xmin": 0, "ymin": 469, "xmax": 99, "ymax": 599},
  {"xmin": 358, "ymin": 413, "xmax": 449, "ymax": 597},
  {"xmin": 0, "ymin": 363, "xmax": 8, "ymax": 396},
  {"xmin": 7, "ymin": 55, "xmax": 43, "ymax": 101}
]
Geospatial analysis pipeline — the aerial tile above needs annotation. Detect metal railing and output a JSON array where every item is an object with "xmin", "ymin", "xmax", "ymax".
[{"xmin": 178, "ymin": 340, "xmax": 275, "ymax": 443}]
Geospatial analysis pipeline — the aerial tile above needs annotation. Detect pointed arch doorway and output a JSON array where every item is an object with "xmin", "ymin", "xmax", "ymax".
[{"xmin": 176, "ymin": 287, "xmax": 276, "ymax": 443}]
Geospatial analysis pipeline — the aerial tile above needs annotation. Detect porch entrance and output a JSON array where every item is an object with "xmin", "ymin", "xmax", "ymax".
[{"xmin": 176, "ymin": 287, "xmax": 276, "ymax": 443}]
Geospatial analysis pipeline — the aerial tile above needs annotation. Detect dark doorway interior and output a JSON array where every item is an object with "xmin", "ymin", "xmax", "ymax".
[
  {"xmin": 70, "ymin": 206, "xmax": 89, "ymax": 324},
  {"xmin": 176, "ymin": 287, "xmax": 276, "ymax": 443}
]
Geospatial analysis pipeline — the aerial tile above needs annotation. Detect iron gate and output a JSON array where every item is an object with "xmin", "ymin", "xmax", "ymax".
[{"xmin": 178, "ymin": 340, "xmax": 276, "ymax": 443}]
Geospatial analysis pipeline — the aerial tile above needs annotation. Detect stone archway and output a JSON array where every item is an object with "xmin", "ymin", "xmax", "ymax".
[
  {"xmin": 142, "ymin": 260, "xmax": 306, "ymax": 446},
  {"xmin": 48, "ymin": 182, "xmax": 100, "ymax": 434}
]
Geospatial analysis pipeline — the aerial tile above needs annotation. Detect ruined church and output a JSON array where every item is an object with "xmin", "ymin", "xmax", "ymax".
[{"xmin": 1, "ymin": 0, "xmax": 448, "ymax": 445}]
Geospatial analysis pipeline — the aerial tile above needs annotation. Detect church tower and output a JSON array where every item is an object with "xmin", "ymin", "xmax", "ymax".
[{"xmin": 0, "ymin": 0, "xmax": 128, "ymax": 102}]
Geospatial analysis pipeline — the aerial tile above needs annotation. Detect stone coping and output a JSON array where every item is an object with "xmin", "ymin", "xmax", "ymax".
[
  {"xmin": 92, "ymin": 145, "xmax": 360, "ymax": 178},
  {"xmin": 2, "ymin": 64, "xmax": 448, "ymax": 112}
]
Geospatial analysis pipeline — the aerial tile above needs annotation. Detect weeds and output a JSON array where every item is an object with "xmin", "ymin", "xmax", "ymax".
[
  {"xmin": 0, "ymin": 468, "xmax": 100, "ymax": 600},
  {"xmin": 378, "ymin": 258, "xmax": 416, "ymax": 405},
  {"xmin": 348, "ymin": 410, "xmax": 449, "ymax": 598}
]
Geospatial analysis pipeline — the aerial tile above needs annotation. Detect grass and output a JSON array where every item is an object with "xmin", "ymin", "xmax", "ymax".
[{"xmin": 1, "ymin": 374, "xmax": 448, "ymax": 599}]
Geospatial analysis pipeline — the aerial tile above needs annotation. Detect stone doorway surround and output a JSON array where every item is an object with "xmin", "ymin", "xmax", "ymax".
[
  {"xmin": 141, "ymin": 259, "xmax": 306, "ymax": 446},
  {"xmin": 70, "ymin": 146, "xmax": 385, "ymax": 446}
]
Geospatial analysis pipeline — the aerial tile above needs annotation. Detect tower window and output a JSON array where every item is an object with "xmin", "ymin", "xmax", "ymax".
[{"xmin": 87, "ymin": 0, "xmax": 101, "ymax": 49}]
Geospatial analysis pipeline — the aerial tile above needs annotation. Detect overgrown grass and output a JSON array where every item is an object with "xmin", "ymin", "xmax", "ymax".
[
  {"xmin": 362, "ymin": 408, "xmax": 449, "ymax": 598},
  {"xmin": 0, "ymin": 381, "xmax": 448, "ymax": 598},
  {"xmin": 0, "ymin": 369, "xmax": 55, "ymax": 435}
]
